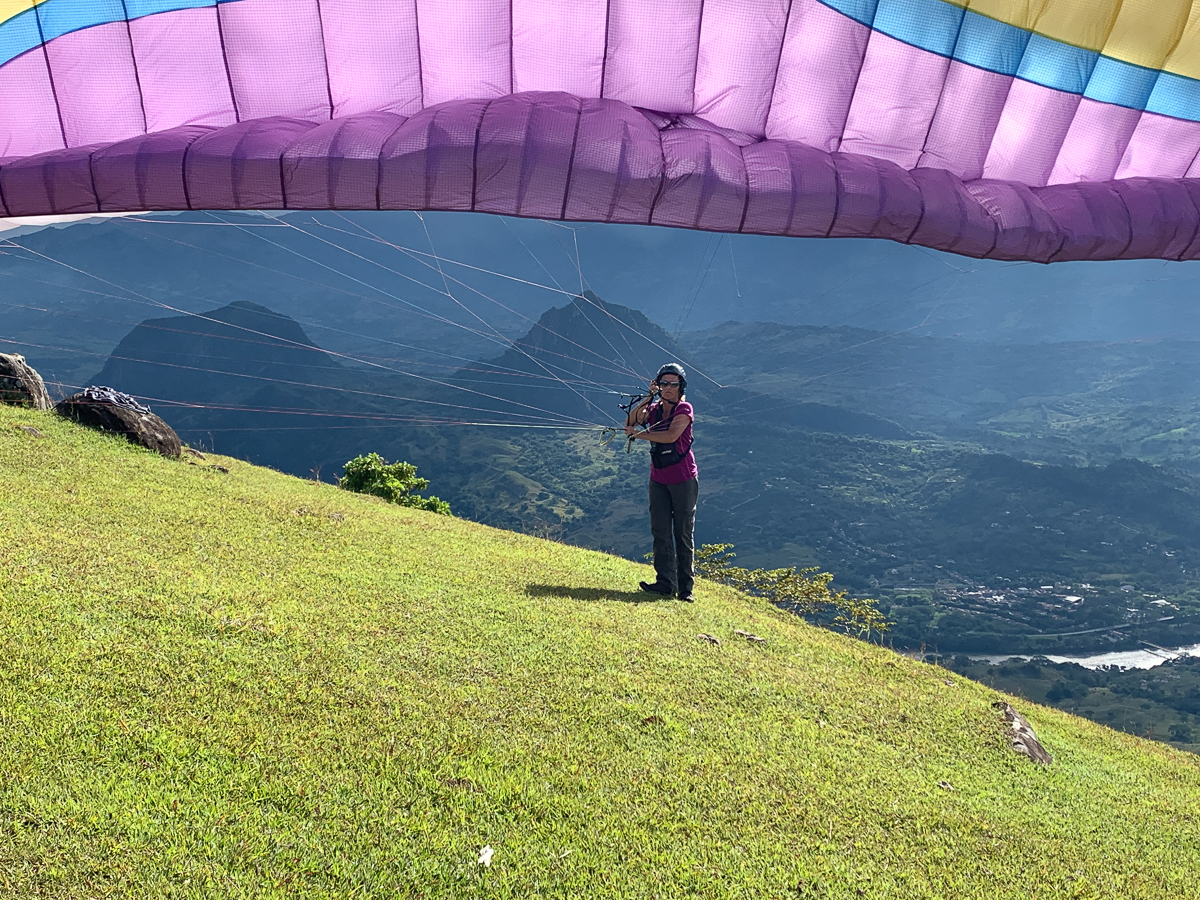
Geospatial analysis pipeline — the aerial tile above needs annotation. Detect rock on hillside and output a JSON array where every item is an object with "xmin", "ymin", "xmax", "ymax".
[
  {"xmin": 0, "ymin": 353, "xmax": 51, "ymax": 409},
  {"xmin": 55, "ymin": 391, "xmax": 181, "ymax": 457}
]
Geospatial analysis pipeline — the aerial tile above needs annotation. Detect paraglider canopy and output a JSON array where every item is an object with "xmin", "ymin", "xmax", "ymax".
[{"xmin": 3, "ymin": 0, "xmax": 1200, "ymax": 262}]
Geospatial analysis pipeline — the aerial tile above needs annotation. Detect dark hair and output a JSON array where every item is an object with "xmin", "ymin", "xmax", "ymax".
[{"xmin": 656, "ymin": 363, "xmax": 687, "ymax": 390}]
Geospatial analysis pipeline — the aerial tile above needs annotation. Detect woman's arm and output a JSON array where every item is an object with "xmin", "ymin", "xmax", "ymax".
[{"xmin": 635, "ymin": 413, "xmax": 691, "ymax": 442}]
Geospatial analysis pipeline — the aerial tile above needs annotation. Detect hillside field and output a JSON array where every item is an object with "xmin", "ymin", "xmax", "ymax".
[{"xmin": 2, "ymin": 405, "xmax": 1199, "ymax": 899}]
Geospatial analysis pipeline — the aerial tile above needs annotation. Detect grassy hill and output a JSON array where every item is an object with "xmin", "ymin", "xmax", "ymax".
[
  {"xmin": 3, "ymin": 405, "xmax": 1199, "ymax": 899},
  {"xmin": 80, "ymin": 299, "xmax": 1200, "ymax": 655}
]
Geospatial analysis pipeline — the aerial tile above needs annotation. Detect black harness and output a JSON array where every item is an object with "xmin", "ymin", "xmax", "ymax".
[{"xmin": 648, "ymin": 401, "xmax": 687, "ymax": 469}]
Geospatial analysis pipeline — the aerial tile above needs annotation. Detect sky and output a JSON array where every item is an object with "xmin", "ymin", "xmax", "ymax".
[
  {"xmin": 3, "ymin": 209, "xmax": 1200, "ymax": 358},
  {"xmin": 565, "ymin": 220, "xmax": 1200, "ymax": 344}
]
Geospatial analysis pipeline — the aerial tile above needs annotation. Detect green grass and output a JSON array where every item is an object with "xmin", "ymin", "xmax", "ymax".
[{"xmin": 3, "ymin": 405, "xmax": 1200, "ymax": 899}]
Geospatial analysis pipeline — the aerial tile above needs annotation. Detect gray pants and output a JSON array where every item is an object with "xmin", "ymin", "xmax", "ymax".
[{"xmin": 649, "ymin": 477, "xmax": 698, "ymax": 596}]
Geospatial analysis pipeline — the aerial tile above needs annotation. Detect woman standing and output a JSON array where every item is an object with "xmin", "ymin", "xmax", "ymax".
[{"xmin": 625, "ymin": 363, "xmax": 698, "ymax": 602}]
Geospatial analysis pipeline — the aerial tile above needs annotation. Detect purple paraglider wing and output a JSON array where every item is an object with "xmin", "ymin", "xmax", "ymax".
[{"xmin": 3, "ymin": 0, "xmax": 1200, "ymax": 262}]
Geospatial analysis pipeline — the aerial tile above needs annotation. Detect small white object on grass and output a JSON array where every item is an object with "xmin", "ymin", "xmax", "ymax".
[{"xmin": 479, "ymin": 845, "xmax": 495, "ymax": 867}]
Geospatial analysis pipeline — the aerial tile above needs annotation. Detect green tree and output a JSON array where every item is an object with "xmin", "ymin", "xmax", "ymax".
[
  {"xmin": 694, "ymin": 543, "xmax": 891, "ymax": 640},
  {"xmin": 1045, "ymin": 681, "xmax": 1076, "ymax": 703},
  {"xmin": 338, "ymin": 453, "xmax": 451, "ymax": 515},
  {"xmin": 1168, "ymin": 723, "xmax": 1194, "ymax": 743}
]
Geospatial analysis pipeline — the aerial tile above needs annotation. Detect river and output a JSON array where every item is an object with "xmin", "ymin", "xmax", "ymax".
[{"xmin": 966, "ymin": 642, "xmax": 1200, "ymax": 670}]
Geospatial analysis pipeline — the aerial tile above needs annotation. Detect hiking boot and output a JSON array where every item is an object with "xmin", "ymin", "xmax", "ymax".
[{"xmin": 639, "ymin": 580, "xmax": 673, "ymax": 595}]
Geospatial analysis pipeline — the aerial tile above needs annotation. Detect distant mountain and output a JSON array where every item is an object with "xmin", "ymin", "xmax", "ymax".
[
  {"xmin": 685, "ymin": 321, "xmax": 1200, "ymax": 469},
  {"xmin": 453, "ymin": 291, "xmax": 909, "ymax": 440},
  {"xmin": 452, "ymin": 290, "xmax": 687, "ymax": 427},
  {"xmin": 83, "ymin": 300, "xmax": 410, "ymax": 475},
  {"xmin": 10, "ymin": 210, "xmax": 1200, "ymax": 399},
  {"xmin": 704, "ymin": 388, "xmax": 910, "ymax": 441},
  {"xmin": 1, "ymin": 211, "xmax": 559, "ymax": 391},
  {"xmin": 90, "ymin": 301, "xmax": 344, "ymax": 401}
]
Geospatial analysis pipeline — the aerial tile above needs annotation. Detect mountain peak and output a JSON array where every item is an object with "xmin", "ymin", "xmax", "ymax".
[
  {"xmin": 223, "ymin": 299, "xmax": 285, "ymax": 318},
  {"xmin": 88, "ymin": 302, "xmax": 342, "ymax": 404},
  {"xmin": 455, "ymin": 293, "xmax": 695, "ymax": 425}
]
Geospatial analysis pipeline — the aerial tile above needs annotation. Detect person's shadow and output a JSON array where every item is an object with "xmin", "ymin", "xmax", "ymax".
[{"xmin": 525, "ymin": 584, "xmax": 670, "ymax": 604}]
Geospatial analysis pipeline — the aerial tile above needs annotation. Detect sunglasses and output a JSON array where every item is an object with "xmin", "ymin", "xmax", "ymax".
[{"xmin": 655, "ymin": 380, "xmax": 681, "ymax": 388}]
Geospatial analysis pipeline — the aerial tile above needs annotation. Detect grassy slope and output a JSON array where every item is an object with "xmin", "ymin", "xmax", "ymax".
[{"xmin": 2, "ymin": 406, "xmax": 1199, "ymax": 900}]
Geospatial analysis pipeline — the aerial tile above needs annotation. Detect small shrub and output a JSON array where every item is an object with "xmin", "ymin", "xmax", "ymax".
[
  {"xmin": 1168, "ymin": 723, "xmax": 1194, "ymax": 743},
  {"xmin": 338, "ymin": 453, "xmax": 451, "ymax": 515},
  {"xmin": 693, "ymin": 542, "xmax": 891, "ymax": 640},
  {"xmin": 695, "ymin": 542, "xmax": 738, "ymax": 579},
  {"xmin": 1045, "ymin": 681, "xmax": 1075, "ymax": 703}
]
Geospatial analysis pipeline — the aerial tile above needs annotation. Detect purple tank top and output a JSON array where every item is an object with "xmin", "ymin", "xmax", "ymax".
[{"xmin": 647, "ymin": 400, "xmax": 697, "ymax": 485}]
